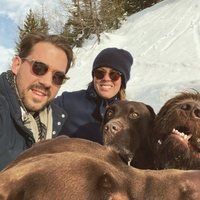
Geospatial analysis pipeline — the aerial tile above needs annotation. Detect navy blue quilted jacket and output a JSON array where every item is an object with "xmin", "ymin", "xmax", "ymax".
[
  {"xmin": 0, "ymin": 71, "xmax": 67, "ymax": 170},
  {"xmin": 54, "ymin": 85, "xmax": 119, "ymax": 144}
]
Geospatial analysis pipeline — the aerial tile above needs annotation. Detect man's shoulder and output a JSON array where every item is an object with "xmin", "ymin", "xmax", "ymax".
[
  {"xmin": 0, "ymin": 72, "xmax": 12, "ymax": 107},
  {"xmin": 0, "ymin": 93, "xmax": 8, "ymax": 108},
  {"xmin": 61, "ymin": 89, "xmax": 86, "ymax": 96}
]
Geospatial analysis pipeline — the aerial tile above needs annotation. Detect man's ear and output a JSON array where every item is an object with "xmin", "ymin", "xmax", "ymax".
[{"xmin": 11, "ymin": 56, "xmax": 21, "ymax": 75}]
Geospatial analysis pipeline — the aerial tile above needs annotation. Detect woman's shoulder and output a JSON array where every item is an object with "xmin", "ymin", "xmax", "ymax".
[
  {"xmin": 54, "ymin": 89, "xmax": 88, "ymax": 106},
  {"xmin": 59, "ymin": 89, "xmax": 87, "ymax": 98}
]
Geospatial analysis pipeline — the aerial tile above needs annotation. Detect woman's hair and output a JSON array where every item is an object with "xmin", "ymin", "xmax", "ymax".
[
  {"xmin": 118, "ymin": 87, "xmax": 126, "ymax": 100},
  {"xmin": 18, "ymin": 32, "xmax": 73, "ymax": 73},
  {"xmin": 88, "ymin": 81, "xmax": 126, "ymax": 100}
]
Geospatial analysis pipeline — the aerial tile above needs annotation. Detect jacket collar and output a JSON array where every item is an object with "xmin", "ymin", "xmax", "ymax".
[
  {"xmin": 86, "ymin": 84, "xmax": 119, "ymax": 119},
  {"xmin": 86, "ymin": 84, "xmax": 119, "ymax": 103}
]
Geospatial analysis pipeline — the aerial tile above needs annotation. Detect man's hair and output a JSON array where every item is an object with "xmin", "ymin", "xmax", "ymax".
[{"xmin": 18, "ymin": 32, "xmax": 73, "ymax": 73}]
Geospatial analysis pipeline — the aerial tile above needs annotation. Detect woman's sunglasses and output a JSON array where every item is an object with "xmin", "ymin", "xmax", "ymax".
[
  {"xmin": 93, "ymin": 69, "xmax": 122, "ymax": 81},
  {"xmin": 21, "ymin": 58, "xmax": 69, "ymax": 86}
]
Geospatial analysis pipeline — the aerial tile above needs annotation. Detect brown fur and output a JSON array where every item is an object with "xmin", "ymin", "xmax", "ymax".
[
  {"xmin": 0, "ymin": 137, "xmax": 200, "ymax": 200},
  {"xmin": 102, "ymin": 100, "xmax": 156, "ymax": 169},
  {"xmin": 152, "ymin": 91, "xmax": 200, "ymax": 169}
]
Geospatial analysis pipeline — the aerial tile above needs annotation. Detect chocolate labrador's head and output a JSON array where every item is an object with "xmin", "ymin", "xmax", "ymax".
[{"xmin": 102, "ymin": 100, "xmax": 156, "ymax": 169}]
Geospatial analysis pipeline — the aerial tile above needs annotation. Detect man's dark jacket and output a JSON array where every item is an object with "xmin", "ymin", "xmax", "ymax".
[
  {"xmin": 0, "ymin": 71, "xmax": 67, "ymax": 170},
  {"xmin": 54, "ymin": 85, "xmax": 118, "ymax": 144}
]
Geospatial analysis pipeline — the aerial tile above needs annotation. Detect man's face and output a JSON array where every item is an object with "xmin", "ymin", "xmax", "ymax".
[{"xmin": 12, "ymin": 42, "xmax": 68, "ymax": 112}]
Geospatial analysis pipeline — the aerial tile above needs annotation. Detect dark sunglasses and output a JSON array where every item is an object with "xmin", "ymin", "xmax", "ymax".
[
  {"xmin": 21, "ymin": 58, "xmax": 69, "ymax": 86},
  {"xmin": 93, "ymin": 69, "xmax": 122, "ymax": 81}
]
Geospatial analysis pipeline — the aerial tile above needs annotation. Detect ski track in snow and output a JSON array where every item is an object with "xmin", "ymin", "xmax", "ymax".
[
  {"xmin": 193, "ymin": 16, "xmax": 200, "ymax": 60},
  {"xmin": 141, "ymin": 1, "xmax": 194, "ymax": 55}
]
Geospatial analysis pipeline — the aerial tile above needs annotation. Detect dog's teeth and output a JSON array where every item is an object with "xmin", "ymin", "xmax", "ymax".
[
  {"xmin": 172, "ymin": 129, "xmax": 181, "ymax": 135},
  {"xmin": 184, "ymin": 134, "xmax": 188, "ymax": 140},
  {"xmin": 172, "ymin": 128, "xmax": 192, "ymax": 140},
  {"xmin": 187, "ymin": 134, "xmax": 192, "ymax": 140},
  {"xmin": 172, "ymin": 128, "xmax": 177, "ymax": 133},
  {"xmin": 158, "ymin": 140, "xmax": 162, "ymax": 145}
]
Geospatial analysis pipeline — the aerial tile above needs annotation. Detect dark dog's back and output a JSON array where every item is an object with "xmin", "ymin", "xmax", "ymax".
[{"xmin": 1, "ymin": 137, "xmax": 200, "ymax": 200}]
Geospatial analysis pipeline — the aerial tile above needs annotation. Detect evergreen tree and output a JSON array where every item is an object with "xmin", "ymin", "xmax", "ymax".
[
  {"xmin": 61, "ymin": 20, "xmax": 77, "ymax": 47},
  {"xmin": 15, "ymin": 0, "xmax": 163, "ymax": 49},
  {"xmin": 124, "ymin": 0, "xmax": 162, "ymax": 15},
  {"xmin": 100, "ymin": 0, "xmax": 126, "ymax": 30},
  {"xmin": 61, "ymin": 0, "xmax": 101, "ymax": 47},
  {"xmin": 16, "ymin": 9, "xmax": 49, "ymax": 54},
  {"xmin": 39, "ymin": 17, "xmax": 49, "ymax": 34}
]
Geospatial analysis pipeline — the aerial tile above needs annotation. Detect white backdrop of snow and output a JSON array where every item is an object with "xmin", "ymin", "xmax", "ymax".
[
  {"xmin": 1, "ymin": 0, "xmax": 200, "ymax": 114},
  {"xmin": 58, "ymin": 0, "xmax": 200, "ymax": 113}
]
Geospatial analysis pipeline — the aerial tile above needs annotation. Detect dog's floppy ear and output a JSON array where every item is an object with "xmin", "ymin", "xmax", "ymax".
[
  {"xmin": 145, "ymin": 104, "xmax": 156, "ymax": 119},
  {"xmin": 101, "ymin": 104, "xmax": 114, "ymax": 133}
]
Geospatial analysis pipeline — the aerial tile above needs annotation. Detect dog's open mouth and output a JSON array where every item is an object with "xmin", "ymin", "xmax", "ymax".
[
  {"xmin": 171, "ymin": 126, "xmax": 200, "ymax": 156},
  {"xmin": 158, "ymin": 125, "xmax": 200, "ymax": 157},
  {"xmin": 172, "ymin": 126, "xmax": 192, "ymax": 141}
]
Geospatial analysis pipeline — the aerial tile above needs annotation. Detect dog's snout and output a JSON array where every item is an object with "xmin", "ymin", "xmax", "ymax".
[{"xmin": 104, "ymin": 122, "xmax": 121, "ymax": 134}]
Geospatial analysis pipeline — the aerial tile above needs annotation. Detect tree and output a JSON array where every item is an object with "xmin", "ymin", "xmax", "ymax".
[
  {"xmin": 124, "ymin": 0, "xmax": 162, "ymax": 15},
  {"xmin": 16, "ymin": 9, "xmax": 49, "ymax": 53},
  {"xmin": 17, "ymin": 0, "xmax": 163, "ymax": 48},
  {"xmin": 61, "ymin": 0, "xmax": 101, "ymax": 47},
  {"xmin": 99, "ymin": 0, "xmax": 126, "ymax": 30}
]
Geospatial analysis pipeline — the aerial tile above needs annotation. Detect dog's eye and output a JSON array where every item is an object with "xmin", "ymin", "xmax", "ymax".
[
  {"xmin": 106, "ymin": 109, "xmax": 114, "ymax": 118},
  {"xmin": 181, "ymin": 103, "xmax": 191, "ymax": 111},
  {"xmin": 129, "ymin": 112, "xmax": 139, "ymax": 119}
]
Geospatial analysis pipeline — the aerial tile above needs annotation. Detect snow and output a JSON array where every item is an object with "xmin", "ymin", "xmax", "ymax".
[
  {"xmin": 1, "ymin": 0, "xmax": 200, "ymax": 113},
  {"xmin": 58, "ymin": 0, "xmax": 200, "ymax": 113}
]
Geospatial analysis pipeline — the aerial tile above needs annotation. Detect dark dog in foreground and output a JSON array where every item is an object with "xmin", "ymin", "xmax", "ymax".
[
  {"xmin": 152, "ymin": 91, "xmax": 200, "ymax": 169},
  {"xmin": 1, "ymin": 136, "xmax": 200, "ymax": 200},
  {"xmin": 102, "ymin": 100, "xmax": 156, "ymax": 169}
]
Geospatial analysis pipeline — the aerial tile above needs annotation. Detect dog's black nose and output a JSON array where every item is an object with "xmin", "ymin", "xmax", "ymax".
[{"xmin": 104, "ymin": 122, "xmax": 121, "ymax": 134}]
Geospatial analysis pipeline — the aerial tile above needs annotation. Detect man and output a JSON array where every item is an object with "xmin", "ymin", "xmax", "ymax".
[{"xmin": 0, "ymin": 32, "xmax": 73, "ymax": 170}]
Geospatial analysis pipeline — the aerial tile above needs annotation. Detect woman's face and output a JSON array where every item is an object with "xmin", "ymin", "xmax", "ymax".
[{"xmin": 93, "ymin": 67, "xmax": 122, "ymax": 99}]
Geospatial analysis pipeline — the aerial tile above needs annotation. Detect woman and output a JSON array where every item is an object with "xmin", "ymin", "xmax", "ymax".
[{"xmin": 54, "ymin": 47, "xmax": 133, "ymax": 144}]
